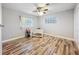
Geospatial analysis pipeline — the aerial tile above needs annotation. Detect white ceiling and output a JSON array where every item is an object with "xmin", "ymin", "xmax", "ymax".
[{"xmin": 2, "ymin": 3, "xmax": 76, "ymax": 16}]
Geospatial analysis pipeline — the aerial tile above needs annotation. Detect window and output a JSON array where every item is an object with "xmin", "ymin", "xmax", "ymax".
[
  {"xmin": 20, "ymin": 16, "xmax": 33, "ymax": 28},
  {"xmin": 45, "ymin": 16, "xmax": 56, "ymax": 24}
]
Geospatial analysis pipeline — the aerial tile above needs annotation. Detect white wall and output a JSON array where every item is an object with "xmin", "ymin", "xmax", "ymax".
[
  {"xmin": 2, "ymin": 6, "xmax": 74, "ymax": 41},
  {"xmin": 74, "ymin": 4, "xmax": 79, "ymax": 48},
  {"xmin": 0, "ymin": 3, "xmax": 2, "ymax": 55},
  {"xmin": 36, "ymin": 16, "xmax": 41, "ymax": 28},
  {"xmin": 2, "ymin": 7, "xmax": 38, "ymax": 41},
  {"xmin": 40, "ymin": 10, "xmax": 74, "ymax": 38}
]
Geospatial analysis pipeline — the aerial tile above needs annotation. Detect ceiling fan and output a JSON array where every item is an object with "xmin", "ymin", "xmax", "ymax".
[{"xmin": 33, "ymin": 3, "xmax": 50, "ymax": 16}]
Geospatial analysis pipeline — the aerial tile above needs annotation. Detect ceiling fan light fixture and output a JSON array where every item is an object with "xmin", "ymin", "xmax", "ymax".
[
  {"xmin": 33, "ymin": 3, "xmax": 50, "ymax": 16},
  {"xmin": 37, "ymin": 12, "xmax": 43, "ymax": 16}
]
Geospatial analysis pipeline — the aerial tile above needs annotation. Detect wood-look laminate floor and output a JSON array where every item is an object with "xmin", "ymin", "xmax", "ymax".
[{"xmin": 2, "ymin": 35, "xmax": 79, "ymax": 55}]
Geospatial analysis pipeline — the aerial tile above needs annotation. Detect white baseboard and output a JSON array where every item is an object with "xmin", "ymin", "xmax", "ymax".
[
  {"xmin": 2, "ymin": 33, "xmax": 74, "ymax": 43},
  {"xmin": 44, "ymin": 33, "xmax": 74, "ymax": 41},
  {"xmin": 2, "ymin": 35, "xmax": 25, "ymax": 43}
]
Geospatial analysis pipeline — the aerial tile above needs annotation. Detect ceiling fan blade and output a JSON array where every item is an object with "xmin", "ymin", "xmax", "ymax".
[
  {"xmin": 46, "ymin": 3, "xmax": 50, "ymax": 6},
  {"xmin": 44, "ymin": 9, "xmax": 48, "ymax": 11},
  {"xmin": 43, "ymin": 12, "xmax": 46, "ymax": 14},
  {"xmin": 33, "ymin": 10, "xmax": 37, "ymax": 12}
]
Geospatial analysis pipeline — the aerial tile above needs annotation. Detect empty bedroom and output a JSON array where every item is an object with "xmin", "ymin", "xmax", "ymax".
[{"xmin": 1, "ymin": 3, "xmax": 79, "ymax": 55}]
